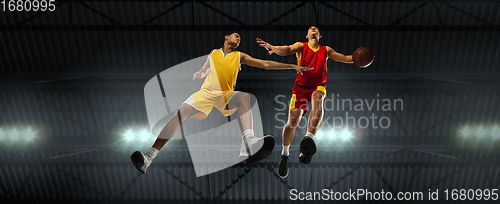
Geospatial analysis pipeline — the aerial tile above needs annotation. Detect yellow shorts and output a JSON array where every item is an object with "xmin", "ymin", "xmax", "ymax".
[{"xmin": 183, "ymin": 88, "xmax": 239, "ymax": 119}]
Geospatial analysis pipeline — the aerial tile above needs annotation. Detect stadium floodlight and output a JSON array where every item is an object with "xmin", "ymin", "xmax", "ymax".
[
  {"xmin": 476, "ymin": 126, "xmax": 486, "ymax": 137},
  {"xmin": 139, "ymin": 129, "xmax": 152, "ymax": 143},
  {"xmin": 314, "ymin": 128, "xmax": 339, "ymax": 141},
  {"xmin": 491, "ymin": 126, "xmax": 500, "ymax": 138},
  {"xmin": 9, "ymin": 129, "xmax": 20, "ymax": 140},
  {"xmin": 314, "ymin": 129, "xmax": 325, "ymax": 140},
  {"xmin": 124, "ymin": 129, "xmax": 135, "ymax": 142},
  {"xmin": 340, "ymin": 129, "xmax": 351, "ymax": 141},
  {"xmin": 23, "ymin": 128, "xmax": 35, "ymax": 141},
  {"xmin": 461, "ymin": 126, "xmax": 472, "ymax": 137},
  {"xmin": 329, "ymin": 129, "xmax": 337, "ymax": 141}
]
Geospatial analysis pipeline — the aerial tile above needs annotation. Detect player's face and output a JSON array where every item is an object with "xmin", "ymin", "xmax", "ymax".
[
  {"xmin": 226, "ymin": 33, "xmax": 241, "ymax": 47},
  {"xmin": 307, "ymin": 26, "xmax": 321, "ymax": 40}
]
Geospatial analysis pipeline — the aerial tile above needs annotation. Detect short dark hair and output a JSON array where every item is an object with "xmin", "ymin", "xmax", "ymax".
[
  {"xmin": 225, "ymin": 31, "xmax": 239, "ymax": 37},
  {"xmin": 308, "ymin": 26, "xmax": 320, "ymax": 31}
]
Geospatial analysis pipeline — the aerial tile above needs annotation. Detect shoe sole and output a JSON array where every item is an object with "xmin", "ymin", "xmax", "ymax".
[
  {"xmin": 277, "ymin": 166, "xmax": 289, "ymax": 178},
  {"xmin": 131, "ymin": 151, "xmax": 146, "ymax": 173},
  {"xmin": 239, "ymin": 136, "xmax": 275, "ymax": 167},
  {"xmin": 299, "ymin": 137, "xmax": 316, "ymax": 164}
]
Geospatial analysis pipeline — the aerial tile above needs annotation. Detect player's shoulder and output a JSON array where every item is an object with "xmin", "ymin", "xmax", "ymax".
[
  {"xmin": 295, "ymin": 42, "xmax": 306, "ymax": 46},
  {"xmin": 324, "ymin": 45, "xmax": 335, "ymax": 53},
  {"xmin": 239, "ymin": 51, "xmax": 249, "ymax": 57},
  {"xmin": 289, "ymin": 42, "xmax": 305, "ymax": 51},
  {"xmin": 209, "ymin": 49, "xmax": 218, "ymax": 55}
]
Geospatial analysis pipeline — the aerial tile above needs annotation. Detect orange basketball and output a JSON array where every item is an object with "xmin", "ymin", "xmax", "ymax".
[{"xmin": 352, "ymin": 47, "xmax": 374, "ymax": 68}]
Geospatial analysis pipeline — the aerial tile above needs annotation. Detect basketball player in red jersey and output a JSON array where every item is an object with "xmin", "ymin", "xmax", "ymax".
[{"xmin": 257, "ymin": 26, "xmax": 354, "ymax": 178}]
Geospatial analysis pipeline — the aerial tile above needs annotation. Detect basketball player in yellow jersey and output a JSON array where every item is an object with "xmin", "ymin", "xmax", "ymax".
[{"xmin": 131, "ymin": 32, "xmax": 313, "ymax": 173}]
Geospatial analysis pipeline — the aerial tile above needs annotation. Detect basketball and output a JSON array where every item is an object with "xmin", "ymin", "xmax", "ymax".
[{"xmin": 352, "ymin": 47, "xmax": 375, "ymax": 68}]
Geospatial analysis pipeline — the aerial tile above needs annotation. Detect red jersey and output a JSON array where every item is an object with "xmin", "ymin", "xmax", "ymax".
[{"xmin": 295, "ymin": 42, "xmax": 328, "ymax": 87}]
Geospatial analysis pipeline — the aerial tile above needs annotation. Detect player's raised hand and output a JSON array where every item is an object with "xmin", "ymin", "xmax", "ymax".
[
  {"xmin": 294, "ymin": 65, "xmax": 314, "ymax": 76},
  {"xmin": 192, "ymin": 71, "xmax": 202, "ymax": 81},
  {"xmin": 256, "ymin": 38, "xmax": 274, "ymax": 55}
]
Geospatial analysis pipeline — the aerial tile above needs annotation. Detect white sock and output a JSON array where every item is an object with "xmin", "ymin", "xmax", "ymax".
[
  {"xmin": 145, "ymin": 147, "xmax": 159, "ymax": 160},
  {"xmin": 281, "ymin": 144, "xmax": 290, "ymax": 156},
  {"xmin": 242, "ymin": 129, "xmax": 254, "ymax": 140},
  {"xmin": 305, "ymin": 132, "xmax": 315, "ymax": 140}
]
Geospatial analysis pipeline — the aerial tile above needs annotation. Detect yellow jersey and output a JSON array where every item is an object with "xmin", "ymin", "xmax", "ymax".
[{"xmin": 201, "ymin": 49, "xmax": 241, "ymax": 91}]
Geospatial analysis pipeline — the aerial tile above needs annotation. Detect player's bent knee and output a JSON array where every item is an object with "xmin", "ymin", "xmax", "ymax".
[
  {"xmin": 287, "ymin": 119, "xmax": 301, "ymax": 129},
  {"xmin": 236, "ymin": 92, "xmax": 250, "ymax": 103},
  {"xmin": 179, "ymin": 104, "xmax": 196, "ymax": 117},
  {"xmin": 312, "ymin": 91, "xmax": 325, "ymax": 100},
  {"xmin": 312, "ymin": 95, "xmax": 324, "ymax": 102},
  {"xmin": 311, "ymin": 105, "xmax": 323, "ymax": 112},
  {"xmin": 285, "ymin": 122, "xmax": 297, "ymax": 130},
  {"xmin": 311, "ymin": 97, "xmax": 324, "ymax": 109}
]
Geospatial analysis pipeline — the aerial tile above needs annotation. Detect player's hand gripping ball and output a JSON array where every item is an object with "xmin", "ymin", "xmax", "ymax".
[{"xmin": 352, "ymin": 47, "xmax": 375, "ymax": 68}]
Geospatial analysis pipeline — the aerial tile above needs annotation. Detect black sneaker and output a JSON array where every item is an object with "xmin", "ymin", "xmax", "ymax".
[
  {"xmin": 277, "ymin": 155, "xmax": 289, "ymax": 178},
  {"xmin": 299, "ymin": 136, "xmax": 316, "ymax": 164},
  {"xmin": 131, "ymin": 151, "xmax": 151, "ymax": 173},
  {"xmin": 238, "ymin": 135, "xmax": 275, "ymax": 167}
]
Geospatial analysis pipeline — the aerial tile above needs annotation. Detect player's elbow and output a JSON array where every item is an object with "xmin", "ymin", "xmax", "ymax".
[
  {"xmin": 276, "ymin": 47, "xmax": 292, "ymax": 56},
  {"xmin": 284, "ymin": 47, "xmax": 293, "ymax": 56},
  {"xmin": 342, "ymin": 60, "xmax": 353, "ymax": 64},
  {"xmin": 333, "ymin": 56, "xmax": 353, "ymax": 64},
  {"xmin": 262, "ymin": 62, "xmax": 271, "ymax": 69},
  {"xmin": 254, "ymin": 61, "xmax": 270, "ymax": 69}
]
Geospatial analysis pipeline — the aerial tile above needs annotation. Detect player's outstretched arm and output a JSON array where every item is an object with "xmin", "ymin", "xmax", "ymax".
[
  {"xmin": 256, "ymin": 38, "xmax": 303, "ymax": 56},
  {"xmin": 326, "ymin": 46, "xmax": 353, "ymax": 64},
  {"xmin": 240, "ymin": 52, "xmax": 313, "ymax": 75},
  {"xmin": 193, "ymin": 51, "xmax": 213, "ymax": 81}
]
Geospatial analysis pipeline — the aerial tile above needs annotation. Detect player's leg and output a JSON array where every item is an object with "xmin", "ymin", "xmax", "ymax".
[
  {"xmin": 299, "ymin": 89, "xmax": 325, "ymax": 164},
  {"xmin": 282, "ymin": 108, "xmax": 304, "ymax": 147},
  {"xmin": 278, "ymin": 108, "xmax": 303, "ymax": 178},
  {"xmin": 153, "ymin": 103, "xmax": 200, "ymax": 149},
  {"xmin": 226, "ymin": 92, "xmax": 252, "ymax": 132},
  {"xmin": 306, "ymin": 90, "xmax": 326, "ymax": 135},
  {"xmin": 131, "ymin": 103, "xmax": 201, "ymax": 173},
  {"xmin": 225, "ymin": 92, "xmax": 275, "ymax": 166}
]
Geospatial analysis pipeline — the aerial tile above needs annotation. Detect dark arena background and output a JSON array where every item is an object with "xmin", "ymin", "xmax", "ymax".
[{"xmin": 1, "ymin": 1, "xmax": 500, "ymax": 203}]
